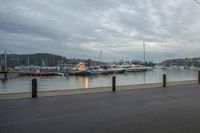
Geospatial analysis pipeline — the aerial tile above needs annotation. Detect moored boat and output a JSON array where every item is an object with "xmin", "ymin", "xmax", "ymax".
[
  {"xmin": 123, "ymin": 65, "xmax": 148, "ymax": 72},
  {"xmin": 112, "ymin": 68, "xmax": 126, "ymax": 73},
  {"xmin": 98, "ymin": 68, "xmax": 114, "ymax": 74},
  {"xmin": 73, "ymin": 62, "xmax": 91, "ymax": 76},
  {"xmin": 67, "ymin": 67, "xmax": 76, "ymax": 75},
  {"xmin": 109, "ymin": 64, "xmax": 126, "ymax": 74},
  {"xmin": 89, "ymin": 69, "xmax": 99, "ymax": 75},
  {"xmin": 19, "ymin": 72, "xmax": 63, "ymax": 76},
  {"xmin": 73, "ymin": 71, "xmax": 91, "ymax": 76}
]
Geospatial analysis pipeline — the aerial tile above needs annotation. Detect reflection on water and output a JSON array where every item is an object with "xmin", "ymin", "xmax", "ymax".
[
  {"xmin": 0, "ymin": 69, "xmax": 198, "ymax": 94},
  {"xmin": 76, "ymin": 77, "xmax": 89, "ymax": 89},
  {"xmin": 143, "ymin": 72, "xmax": 146, "ymax": 84},
  {"xmin": 0, "ymin": 79, "xmax": 8, "ymax": 84},
  {"xmin": 85, "ymin": 77, "xmax": 88, "ymax": 89}
]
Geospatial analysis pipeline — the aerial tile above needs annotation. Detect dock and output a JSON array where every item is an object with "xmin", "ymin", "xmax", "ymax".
[{"xmin": 1, "ymin": 82, "xmax": 200, "ymax": 133}]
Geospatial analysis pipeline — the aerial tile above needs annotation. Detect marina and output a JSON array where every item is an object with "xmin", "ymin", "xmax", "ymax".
[
  {"xmin": 0, "ymin": 68, "xmax": 198, "ymax": 94},
  {"xmin": 1, "ymin": 0, "xmax": 200, "ymax": 132}
]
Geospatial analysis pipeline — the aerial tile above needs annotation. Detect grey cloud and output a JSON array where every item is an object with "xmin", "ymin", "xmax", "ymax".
[{"xmin": 0, "ymin": 0, "xmax": 200, "ymax": 62}]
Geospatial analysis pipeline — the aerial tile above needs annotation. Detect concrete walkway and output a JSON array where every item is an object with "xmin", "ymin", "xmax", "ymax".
[
  {"xmin": 1, "ymin": 84, "xmax": 200, "ymax": 133},
  {"xmin": 0, "ymin": 80, "xmax": 197, "ymax": 100}
]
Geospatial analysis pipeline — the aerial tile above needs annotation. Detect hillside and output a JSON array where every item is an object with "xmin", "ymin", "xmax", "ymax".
[
  {"xmin": 0, "ymin": 53, "xmax": 103, "ymax": 68},
  {"xmin": 161, "ymin": 58, "xmax": 200, "ymax": 67}
]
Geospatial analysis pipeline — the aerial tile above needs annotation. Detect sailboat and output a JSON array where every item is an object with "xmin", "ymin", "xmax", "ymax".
[
  {"xmin": 109, "ymin": 64, "xmax": 126, "ymax": 73},
  {"xmin": 124, "ymin": 41, "xmax": 150, "ymax": 72},
  {"xmin": 141, "ymin": 41, "xmax": 153, "ymax": 71},
  {"xmin": 98, "ymin": 50, "xmax": 114, "ymax": 74}
]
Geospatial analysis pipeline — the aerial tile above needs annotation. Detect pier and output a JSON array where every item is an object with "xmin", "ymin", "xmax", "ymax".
[{"xmin": 1, "ymin": 81, "xmax": 200, "ymax": 133}]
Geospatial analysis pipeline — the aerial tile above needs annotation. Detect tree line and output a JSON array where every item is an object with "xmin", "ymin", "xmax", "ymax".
[{"xmin": 0, "ymin": 53, "xmax": 102, "ymax": 68}]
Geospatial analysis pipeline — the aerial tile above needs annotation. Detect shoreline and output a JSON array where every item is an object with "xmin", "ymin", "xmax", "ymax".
[{"xmin": 0, "ymin": 80, "xmax": 198, "ymax": 100}]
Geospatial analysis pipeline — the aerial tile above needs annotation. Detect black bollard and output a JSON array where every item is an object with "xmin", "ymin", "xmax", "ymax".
[
  {"xmin": 112, "ymin": 76, "xmax": 116, "ymax": 92},
  {"xmin": 198, "ymin": 71, "xmax": 200, "ymax": 84},
  {"xmin": 4, "ymin": 73, "xmax": 7, "ymax": 80},
  {"xmin": 32, "ymin": 79, "xmax": 37, "ymax": 98},
  {"xmin": 163, "ymin": 74, "xmax": 166, "ymax": 87}
]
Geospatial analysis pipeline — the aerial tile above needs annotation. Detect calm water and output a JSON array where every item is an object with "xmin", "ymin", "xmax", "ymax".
[{"xmin": 0, "ymin": 69, "xmax": 198, "ymax": 94}]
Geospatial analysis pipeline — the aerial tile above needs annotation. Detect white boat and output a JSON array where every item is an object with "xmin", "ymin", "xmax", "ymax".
[
  {"xmin": 109, "ymin": 64, "xmax": 126, "ymax": 73},
  {"xmin": 89, "ymin": 69, "xmax": 99, "ymax": 75},
  {"xmin": 126, "ymin": 67, "xmax": 146, "ymax": 72},
  {"xmin": 112, "ymin": 68, "xmax": 126, "ymax": 73},
  {"xmin": 160, "ymin": 66, "xmax": 167, "ymax": 70},
  {"xmin": 98, "ymin": 68, "xmax": 114, "ymax": 74},
  {"xmin": 118, "ymin": 63, "xmax": 132, "ymax": 71},
  {"xmin": 125, "ymin": 65, "xmax": 147, "ymax": 72}
]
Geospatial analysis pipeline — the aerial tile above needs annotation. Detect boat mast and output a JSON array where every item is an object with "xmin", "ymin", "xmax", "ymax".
[
  {"xmin": 28, "ymin": 56, "xmax": 30, "ymax": 69},
  {"xmin": 4, "ymin": 48, "xmax": 7, "ymax": 72},
  {"xmin": 100, "ymin": 49, "xmax": 102, "ymax": 66},
  {"xmin": 143, "ymin": 41, "xmax": 146, "ymax": 64}
]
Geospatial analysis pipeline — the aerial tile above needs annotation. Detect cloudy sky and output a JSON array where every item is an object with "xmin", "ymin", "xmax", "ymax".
[{"xmin": 0, "ymin": 0, "xmax": 200, "ymax": 62}]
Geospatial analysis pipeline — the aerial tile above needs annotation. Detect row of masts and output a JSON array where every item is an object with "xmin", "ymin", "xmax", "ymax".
[
  {"xmin": 99, "ymin": 41, "xmax": 146, "ymax": 65},
  {"xmin": 2, "ymin": 41, "xmax": 146, "ymax": 71},
  {"xmin": 143, "ymin": 41, "xmax": 146, "ymax": 63},
  {"xmin": 4, "ymin": 48, "xmax": 7, "ymax": 72}
]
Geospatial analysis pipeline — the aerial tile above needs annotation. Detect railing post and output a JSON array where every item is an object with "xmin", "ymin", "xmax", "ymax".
[
  {"xmin": 112, "ymin": 76, "xmax": 116, "ymax": 92},
  {"xmin": 198, "ymin": 71, "xmax": 200, "ymax": 84},
  {"xmin": 163, "ymin": 74, "xmax": 166, "ymax": 87},
  {"xmin": 32, "ymin": 79, "xmax": 37, "ymax": 98}
]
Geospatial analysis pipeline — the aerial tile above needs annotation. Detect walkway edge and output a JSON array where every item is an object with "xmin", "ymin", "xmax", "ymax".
[{"xmin": 0, "ymin": 80, "xmax": 198, "ymax": 100}]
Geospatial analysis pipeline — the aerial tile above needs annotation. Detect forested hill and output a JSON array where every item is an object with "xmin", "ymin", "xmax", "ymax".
[
  {"xmin": 0, "ymin": 53, "xmax": 102, "ymax": 68},
  {"xmin": 161, "ymin": 58, "xmax": 200, "ymax": 67}
]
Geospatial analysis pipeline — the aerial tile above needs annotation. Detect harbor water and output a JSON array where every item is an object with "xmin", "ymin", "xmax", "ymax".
[{"xmin": 0, "ymin": 68, "xmax": 198, "ymax": 94}]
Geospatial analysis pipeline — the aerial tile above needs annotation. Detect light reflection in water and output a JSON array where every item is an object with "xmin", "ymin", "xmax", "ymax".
[
  {"xmin": 76, "ymin": 77, "xmax": 89, "ymax": 89},
  {"xmin": 85, "ymin": 77, "xmax": 88, "ymax": 89},
  {"xmin": 143, "ymin": 72, "xmax": 146, "ymax": 84}
]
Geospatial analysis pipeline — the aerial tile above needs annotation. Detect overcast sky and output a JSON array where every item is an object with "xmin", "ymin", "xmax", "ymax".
[{"xmin": 0, "ymin": 0, "xmax": 200, "ymax": 62}]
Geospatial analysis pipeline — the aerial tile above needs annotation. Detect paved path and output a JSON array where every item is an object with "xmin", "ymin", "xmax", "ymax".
[{"xmin": 1, "ymin": 84, "xmax": 200, "ymax": 133}]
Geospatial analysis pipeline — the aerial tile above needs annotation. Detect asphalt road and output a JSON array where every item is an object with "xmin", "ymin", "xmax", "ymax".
[{"xmin": 1, "ymin": 84, "xmax": 200, "ymax": 133}]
